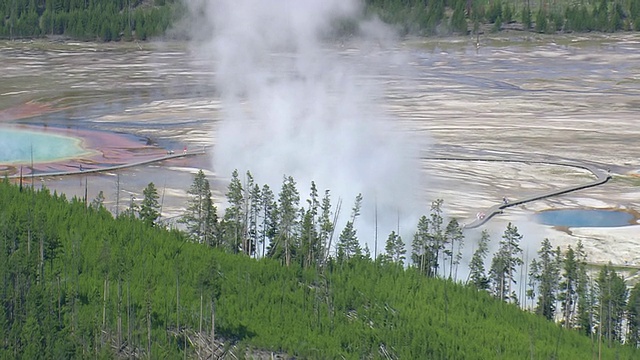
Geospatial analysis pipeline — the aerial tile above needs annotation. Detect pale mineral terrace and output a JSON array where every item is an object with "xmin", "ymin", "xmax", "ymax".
[{"xmin": 1, "ymin": 33, "xmax": 639, "ymax": 270}]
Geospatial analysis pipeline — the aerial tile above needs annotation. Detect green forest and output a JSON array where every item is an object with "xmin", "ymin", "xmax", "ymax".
[
  {"xmin": 364, "ymin": 0, "xmax": 640, "ymax": 34},
  {"xmin": 1, "ymin": 171, "xmax": 639, "ymax": 358},
  {"xmin": 1, "ymin": 0, "xmax": 639, "ymax": 41},
  {"xmin": 0, "ymin": 0, "xmax": 178, "ymax": 41}
]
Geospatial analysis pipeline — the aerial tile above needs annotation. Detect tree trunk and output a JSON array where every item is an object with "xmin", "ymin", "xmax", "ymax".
[
  {"xmin": 199, "ymin": 292, "xmax": 203, "ymax": 334},
  {"xmin": 118, "ymin": 278, "xmax": 122, "ymax": 347},
  {"xmin": 57, "ymin": 275, "xmax": 61, "ymax": 324},
  {"xmin": 127, "ymin": 280, "xmax": 131, "ymax": 354},
  {"xmin": 39, "ymin": 234, "xmax": 44, "ymax": 283},
  {"xmin": 176, "ymin": 275, "xmax": 180, "ymax": 332},
  {"xmin": 103, "ymin": 276, "xmax": 108, "ymax": 327},
  {"xmin": 147, "ymin": 295, "xmax": 152, "ymax": 357},
  {"xmin": 285, "ymin": 235, "xmax": 290, "ymax": 267},
  {"xmin": 211, "ymin": 300, "xmax": 215, "ymax": 353},
  {"xmin": 116, "ymin": 174, "xmax": 120, "ymax": 217},
  {"xmin": 508, "ymin": 255, "xmax": 513, "ymax": 302},
  {"xmin": 449, "ymin": 239, "xmax": 454, "ymax": 279}
]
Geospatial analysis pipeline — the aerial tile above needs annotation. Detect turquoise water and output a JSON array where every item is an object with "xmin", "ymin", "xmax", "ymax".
[
  {"xmin": 536, "ymin": 209, "xmax": 635, "ymax": 228},
  {"xmin": 0, "ymin": 127, "xmax": 87, "ymax": 164}
]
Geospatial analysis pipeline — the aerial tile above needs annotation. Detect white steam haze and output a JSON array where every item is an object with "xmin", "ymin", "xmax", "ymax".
[{"xmin": 185, "ymin": 0, "xmax": 428, "ymax": 255}]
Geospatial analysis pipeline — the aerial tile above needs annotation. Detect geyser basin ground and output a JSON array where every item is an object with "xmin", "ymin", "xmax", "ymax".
[
  {"xmin": 535, "ymin": 209, "xmax": 638, "ymax": 228},
  {"xmin": 0, "ymin": 126, "xmax": 89, "ymax": 164},
  {"xmin": 1, "ymin": 35, "xmax": 639, "ymax": 268}
]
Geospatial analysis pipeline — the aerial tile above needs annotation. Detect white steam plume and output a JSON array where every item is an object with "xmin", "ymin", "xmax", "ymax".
[{"xmin": 186, "ymin": 0, "xmax": 428, "ymax": 254}]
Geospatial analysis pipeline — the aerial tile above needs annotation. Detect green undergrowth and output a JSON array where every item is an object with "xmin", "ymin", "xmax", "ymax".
[{"xmin": 0, "ymin": 180, "xmax": 636, "ymax": 359}]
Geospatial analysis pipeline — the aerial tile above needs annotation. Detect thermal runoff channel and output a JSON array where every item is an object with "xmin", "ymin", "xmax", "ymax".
[{"xmin": 187, "ymin": 0, "xmax": 427, "ymax": 246}]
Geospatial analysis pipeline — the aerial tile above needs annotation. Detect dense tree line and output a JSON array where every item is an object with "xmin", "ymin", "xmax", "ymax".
[
  {"xmin": 1, "ymin": 174, "xmax": 638, "ymax": 358},
  {"xmin": 195, "ymin": 169, "xmax": 640, "ymax": 351},
  {"xmin": 0, "ymin": 0, "xmax": 178, "ymax": 41},
  {"xmin": 364, "ymin": 0, "xmax": 640, "ymax": 35},
  {"xmin": 1, "ymin": 0, "xmax": 639, "ymax": 41}
]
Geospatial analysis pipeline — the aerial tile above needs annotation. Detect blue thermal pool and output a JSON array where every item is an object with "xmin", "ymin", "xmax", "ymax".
[
  {"xmin": 535, "ymin": 209, "xmax": 637, "ymax": 228},
  {"xmin": 0, "ymin": 127, "xmax": 88, "ymax": 164}
]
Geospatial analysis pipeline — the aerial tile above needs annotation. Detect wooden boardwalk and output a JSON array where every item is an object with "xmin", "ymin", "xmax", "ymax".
[
  {"xmin": 424, "ymin": 157, "xmax": 611, "ymax": 229},
  {"xmin": 6, "ymin": 150, "xmax": 203, "ymax": 179}
]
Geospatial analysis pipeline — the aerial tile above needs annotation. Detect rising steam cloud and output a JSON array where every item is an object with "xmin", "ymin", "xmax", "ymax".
[{"xmin": 186, "ymin": 0, "xmax": 427, "ymax": 253}]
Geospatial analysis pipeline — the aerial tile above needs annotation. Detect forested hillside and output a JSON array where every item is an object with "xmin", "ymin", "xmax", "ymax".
[
  {"xmin": 1, "ymin": 177, "xmax": 638, "ymax": 358},
  {"xmin": 0, "ymin": 0, "xmax": 639, "ymax": 41}
]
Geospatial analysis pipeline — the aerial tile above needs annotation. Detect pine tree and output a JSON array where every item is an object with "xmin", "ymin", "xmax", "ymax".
[
  {"xmin": 138, "ymin": 182, "xmax": 160, "ymax": 227},
  {"xmin": 123, "ymin": 194, "xmax": 139, "ymax": 219},
  {"xmin": 609, "ymin": 3, "xmax": 624, "ymax": 32},
  {"xmin": 308, "ymin": 182, "xmax": 319, "ymax": 221},
  {"xmin": 574, "ymin": 240, "xmax": 592, "ymax": 335},
  {"xmin": 384, "ymin": 231, "xmax": 406, "ymax": 265},
  {"xmin": 627, "ymin": 283, "xmax": 640, "ymax": 348},
  {"xmin": 596, "ymin": 264, "xmax": 628, "ymax": 346},
  {"xmin": 246, "ymin": 172, "xmax": 261, "ymax": 256},
  {"xmin": 535, "ymin": 8, "xmax": 548, "ymax": 33},
  {"xmin": 411, "ymin": 215, "xmax": 432, "ymax": 276},
  {"xmin": 223, "ymin": 170, "xmax": 244, "ymax": 254},
  {"xmin": 522, "ymin": 5, "xmax": 532, "ymax": 30},
  {"xmin": 300, "ymin": 182, "xmax": 321, "ymax": 268},
  {"xmin": 560, "ymin": 246, "xmax": 578, "ymax": 328},
  {"xmin": 492, "ymin": 15, "xmax": 502, "ymax": 32},
  {"xmin": 91, "ymin": 190, "xmax": 105, "ymax": 210},
  {"xmin": 202, "ymin": 192, "xmax": 219, "ymax": 247},
  {"xmin": 527, "ymin": 259, "xmax": 540, "ymax": 311},
  {"xmin": 444, "ymin": 218, "xmax": 464, "ymax": 280},
  {"xmin": 503, "ymin": 3, "xmax": 513, "ymax": 23},
  {"xmin": 336, "ymin": 194, "xmax": 362, "ymax": 262},
  {"xmin": 318, "ymin": 190, "xmax": 334, "ymax": 265},
  {"xmin": 469, "ymin": 230, "xmax": 490, "ymax": 290},
  {"xmin": 490, "ymin": 250, "xmax": 508, "ymax": 302},
  {"xmin": 535, "ymin": 238, "xmax": 559, "ymax": 320},
  {"xmin": 490, "ymin": 222, "xmax": 523, "ymax": 303},
  {"xmin": 179, "ymin": 170, "xmax": 218, "ymax": 245},
  {"xmin": 362, "ymin": 243, "xmax": 371, "ymax": 260},
  {"xmin": 299, "ymin": 208, "xmax": 319, "ymax": 268},
  {"xmin": 450, "ymin": 0, "xmax": 467, "ymax": 34},
  {"xmin": 275, "ymin": 176, "xmax": 300, "ymax": 266},
  {"xmin": 428, "ymin": 199, "xmax": 445, "ymax": 277},
  {"xmin": 258, "ymin": 184, "xmax": 276, "ymax": 258},
  {"xmin": 337, "ymin": 221, "xmax": 360, "ymax": 261}
]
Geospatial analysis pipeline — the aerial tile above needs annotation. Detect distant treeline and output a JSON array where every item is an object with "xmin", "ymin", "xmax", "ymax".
[
  {"xmin": 1, "ymin": 172, "xmax": 639, "ymax": 358},
  {"xmin": 364, "ymin": 0, "xmax": 640, "ymax": 34},
  {"xmin": 0, "ymin": 0, "xmax": 179, "ymax": 41},
  {"xmin": 1, "ymin": 0, "xmax": 639, "ymax": 42}
]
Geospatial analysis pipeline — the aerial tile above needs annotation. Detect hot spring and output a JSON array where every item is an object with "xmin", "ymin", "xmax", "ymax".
[
  {"xmin": 535, "ymin": 209, "xmax": 638, "ymax": 228},
  {"xmin": 0, "ymin": 127, "xmax": 89, "ymax": 164}
]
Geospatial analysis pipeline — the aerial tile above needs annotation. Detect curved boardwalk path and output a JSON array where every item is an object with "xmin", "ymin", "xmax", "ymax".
[
  {"xmin": 6, "ymin": 150, "xmax": 203, "ymax": 179},
  {"xmin": 7, "ymin": 150, "xmax": 611, "ymax": 230},
  {"xmin": 424, "ymin": 157, "xmax": 612, "ymax": 229}
]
